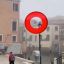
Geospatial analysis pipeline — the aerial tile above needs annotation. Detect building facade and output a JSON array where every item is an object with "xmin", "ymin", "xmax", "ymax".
[
  {"xmin": 21, "ymin": 16, "xmax": 64, "ymax": 53},
  {"xmin": 0, "ymin": 0, "xmax": 20, "ymax": 44},
  {"xmin": 22, "ymin": 24, "xmax": 59, "ymax": 48}
]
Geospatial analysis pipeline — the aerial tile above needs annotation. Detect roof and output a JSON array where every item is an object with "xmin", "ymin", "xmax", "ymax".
[
  {"xmin": 48, "ymin": 16, "xmax": 64, "ymax": 25},
  {"xmin": 21, "ymin": 16, "xmax": 64, "ymax": 26}
]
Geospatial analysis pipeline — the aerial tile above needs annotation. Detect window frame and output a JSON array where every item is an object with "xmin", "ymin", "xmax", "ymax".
[
  {"xmin": 46, "ymin": 34, "xmax": 50, "ymax": 41},
  {"xmin": 12, "ymin": 35, "xmax": 17, "ymax": 42},
  {"xmin": 13, "ymin": 3, "xmax": 19, "ymax": 11},
  {"xmin": 11, "ymin": 20, "xmax": 17, "ymax": 32},
  {"xmin": 41, "ymin": 34, "xmax": 50, "ymax": 41},
  {"xmin": 0, "ymin": 34, "xmax": 3, "ymax": 42},
  {"xmin": 46, "ymin": 26, "xmax": 50, "ymax": 32},
  {"xmin": 27, "ymin": 35, "xmax": 32, "ymax": 41},
  {"xmin": 55, "ymin": 35, "xmax": 58, "ymax": 40},
  {"xmin": 55, "ymin": 26, "xmax": 58, "ymax": 31}
]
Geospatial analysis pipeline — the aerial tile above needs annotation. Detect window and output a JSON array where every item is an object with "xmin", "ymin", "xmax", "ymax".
[
  {"xmin": 47, "ymin": 26, "xmax": 50, "ymax": 31},
  {"xmin": 0, "ymin": 35, "xmax": 2, "ymax": 42},
  {"xmin": 30, "ymin": 35, "xmax": 32, "ymax": 41},
  {"xmin": 41, "ymin": 34, "xmax": 50, "ymax": 41},
  {"xmin": 13, "ymin": 3, "xmax": 19, "ymax": 11},
  {"xmin": 22, "ymin": 36, "xmax": 26, "ymax": 41},
  {"xmin": 12, "ymin": 35, "xmax": 17, "ymax": 42},
  {"xmin": 46, "ymin": 34, "xmax": 50, "ymax": 41},
  {"xmin": 27, "ymin": 35, "xmax": 32, "ymax": 41},
  {"xmin": 55, "ymin": 26, "xmax": 58, "ymax": 31},
  {"xmin": 55, "ymin": 35, "xmax": 58, "ymax": 40},
  {"xmin": 12, "ymin": 21, "xmax": 17, "ymax": 31}
]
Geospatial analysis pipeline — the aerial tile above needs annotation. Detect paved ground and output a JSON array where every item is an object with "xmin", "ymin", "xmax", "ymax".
[
  {"xmin": 27, "ymin": 53, "xmax": 51, "ymax": 64},
  {"xmin": 41, "ymin": 55, "xmax": 51, "ymax": 64},
  {"xmin": 1, "ymin": 54, "xmax": 64, "ymax": 64},
  {"xmin": 0, "ymin": 54, "xmax": 34, "ymax": 64},
  {"xmin": 0, "ymin": 54, "xmax": 51, "ymax": 64},
  {"xmin": 0, "ymin": 55, "xmax": 22, "ymax": 64}
]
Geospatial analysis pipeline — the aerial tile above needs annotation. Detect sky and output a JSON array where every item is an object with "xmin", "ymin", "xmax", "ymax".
[{"xmin": 20, "ymin": 0, "xmax": 64, "ymax": 21}]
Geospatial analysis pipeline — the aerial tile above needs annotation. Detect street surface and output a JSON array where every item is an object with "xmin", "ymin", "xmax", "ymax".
[
  {"xmin": 0, "ymin": 54, "xmax": 34, "ymax": 64},
  {"xmin": 1, "ymin": 54, "xmax": 64, "ymax": 64},
  {"xmin": 0, "ymin": 55, "xmax": 21, "ymax": 64},
  {"xmin": 41, "ymin": 55, "xmax": 51, "ymax": 64},
  {"xmin": 27, "ymin": 53, "xmax": 51, "ymax": 64}
]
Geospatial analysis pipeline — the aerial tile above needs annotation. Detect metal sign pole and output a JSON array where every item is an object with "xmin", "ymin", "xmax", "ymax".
[{"xmin": 39, "ymin": 34, "xmax": 41, "ymax": 64}]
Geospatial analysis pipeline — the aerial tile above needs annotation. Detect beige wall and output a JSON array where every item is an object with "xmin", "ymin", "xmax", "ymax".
[
  {"xmin": 22, "ymin": 24, "xmax": 59, "ymax": 48},
  {"xmin": 0, "ymin": 0, "xmax": 20, "ymax": 44}
]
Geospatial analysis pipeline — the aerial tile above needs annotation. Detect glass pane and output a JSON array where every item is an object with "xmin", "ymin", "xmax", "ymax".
[
  {"xmin": 0, "ymin": 35, "xmax": 2, "ymax": 41},
  {"xmin": 13, "ymin": 3, "xmax": 19, "ymax": 11},
  {"xmin": 13, "ymin": 36, "xmax": 16, "ymax": 42},
  {"xmin": 12, "ymin": 21, "xmax": 17, "ymax": 31},
  {"xmin": 55, "ymin": 26, "xmax": 58, "ymax": 31}
]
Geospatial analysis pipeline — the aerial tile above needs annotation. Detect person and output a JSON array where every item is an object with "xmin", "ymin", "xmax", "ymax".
[
  {"xmin": 28, "ymin": 57, "xmax": 30, "ymax": 60},
  {"xmin": 9, "ymin": 52, "xmax": 15, "ymax": 64}
]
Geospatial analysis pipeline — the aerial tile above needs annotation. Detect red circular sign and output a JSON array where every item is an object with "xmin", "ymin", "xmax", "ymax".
[{"xmin": 25, "ymin": 11, "xmax": 48, "ymax": 34}]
